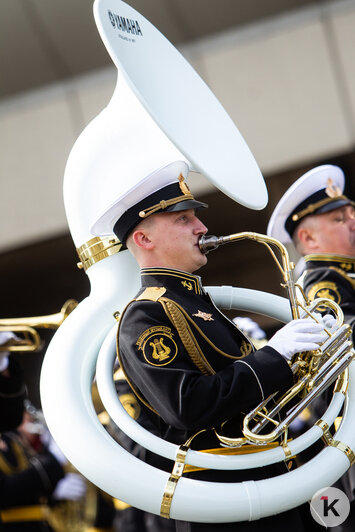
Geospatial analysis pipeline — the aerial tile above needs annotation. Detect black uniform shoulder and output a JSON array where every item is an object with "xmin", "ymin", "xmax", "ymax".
[
  {"xmin": 121, "ymin": 297, "xmax": 167, "ymax": 326},
  {"xmin": 304, "ymin": 266, "xmax": 354, "ymax": 305}
]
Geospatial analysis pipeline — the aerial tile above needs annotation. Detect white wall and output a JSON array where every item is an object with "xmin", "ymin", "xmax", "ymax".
[{"xmin": 1, "ymin": 0, "xmax": 355, "ymax": 252}]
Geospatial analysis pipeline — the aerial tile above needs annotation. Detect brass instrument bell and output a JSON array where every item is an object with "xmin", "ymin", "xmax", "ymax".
[{"xmin": 0, "ymin": 299, "xmax": 78, "ymax": 352}]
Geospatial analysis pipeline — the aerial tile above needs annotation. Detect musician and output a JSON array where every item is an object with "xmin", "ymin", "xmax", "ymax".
[
  {"xmin": 94, "ymin": 160, "xmax": 332, "ymax": 531},
  {"xmin": 267, "ymin": 163, "xmax": 355, "ymax": 531},
  {"xmin": 0, "ymin": 332, "xmax": 87, "ymax": 531},
  {"xmin": 267, "ymin": 164, "xmax": 355, "ymax": 339}
]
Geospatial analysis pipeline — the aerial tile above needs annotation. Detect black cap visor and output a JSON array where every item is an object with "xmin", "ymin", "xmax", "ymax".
[
  {"xmin": 315, "ymin": 198, "xmax": 352, "ymax": 215},
  {"xmin": 115, "ymin": 198, "xmax": 208, "ymax": 248},
  {"xmin": 165, "ymin": 199, "xmax": 208, "ymax": 213}
]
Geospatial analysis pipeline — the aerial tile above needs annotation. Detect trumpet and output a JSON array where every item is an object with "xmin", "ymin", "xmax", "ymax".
[
  {"xmin": 199, "ymin": 233, "xmax": 354, "ymax": 446},
  {"xmin": 0, "ymin": 299, "xmax": 78, "ymax": 352}
]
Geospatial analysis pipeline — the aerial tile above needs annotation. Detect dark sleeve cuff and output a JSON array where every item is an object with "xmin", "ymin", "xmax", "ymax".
[{"xmin": 241, "ymin": 345, "xmax": 294, "ymax": 401}]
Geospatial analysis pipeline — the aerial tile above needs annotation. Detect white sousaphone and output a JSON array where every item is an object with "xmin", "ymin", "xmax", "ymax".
[{"xmin": 40, "ymin": 0, "xmax": 355, "ymax": 523}]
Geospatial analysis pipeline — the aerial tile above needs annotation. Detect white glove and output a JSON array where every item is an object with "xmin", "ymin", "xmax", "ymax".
[
  {"xmin": 320, "ymin": 313, "xmax": 337, "ymax": 332},
  {"xmin": 52, "ymin": 472, "xmax": 87, "ymax": 501},
  {"xmin": 233, "ymin": 316, "xmax": 266, "ymax": 340},
  {"xmin": 267, "ymin": 318, "xmax": 328, "ymax": 361},
  {"xmin": 303, "ymin": 312, "xmax": 338, "ymax": 333},
  {"xmin": 0, "ymin": 331, "xmax": 16, "ymax": 372}
]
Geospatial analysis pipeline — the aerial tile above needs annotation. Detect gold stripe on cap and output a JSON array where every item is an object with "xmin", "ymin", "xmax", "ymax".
[
  {"xmin": 292, "ymin": 195, "xmax": 349, "ymax": 222},
  {"xmin": 77, "ymin": 236, "xmax": 122, "ymax": 271},
  {"xmin": 139, "ymin": 193, "xmax": 195, "ymax": 219}
]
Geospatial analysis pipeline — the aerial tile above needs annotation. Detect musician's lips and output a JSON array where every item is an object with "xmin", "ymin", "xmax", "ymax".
[{"xmin": 195, "ymin": 243, "xmax": 206, "ymax": 255}]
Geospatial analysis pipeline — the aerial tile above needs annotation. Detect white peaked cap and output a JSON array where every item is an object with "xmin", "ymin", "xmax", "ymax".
[
  {"xmin": 91, "ymin": 160, "xmax": 189, "ymax": 236},
  {"xmin": 267, "ymin": 165, "xmax": 346, "ymax": 244}
]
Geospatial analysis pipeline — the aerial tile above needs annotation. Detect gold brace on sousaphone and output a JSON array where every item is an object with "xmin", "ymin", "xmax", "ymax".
[
  {"xmin": 0, "ymin": 300, "xmax": 78, "ymax": 352},
  {"xmin": 199, "ymin": 232, "xmax": 354, "ymax": 448}
]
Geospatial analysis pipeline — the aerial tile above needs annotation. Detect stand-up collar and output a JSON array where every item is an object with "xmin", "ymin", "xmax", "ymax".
[
  {"xmin": 140, "ymin": 267, "xmax": 203, "ymax": 295},
  {"xmin": 304, "ymin": 254, "xmax": 355, "ymax": 274}
]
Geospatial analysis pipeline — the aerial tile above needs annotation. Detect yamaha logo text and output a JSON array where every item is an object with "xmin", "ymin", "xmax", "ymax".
[{"xmin": 108, "ymin": 10, "xmax": 143, "ymax": 36}]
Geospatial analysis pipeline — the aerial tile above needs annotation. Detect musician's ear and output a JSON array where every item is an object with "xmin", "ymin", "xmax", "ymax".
[
  {"xmin": 296, "ymin": 225, "xmax": 318, "ymax": 252},
  {"xmin": 131, "ymin": 228, "xmax": 154, "ymax": 250}
]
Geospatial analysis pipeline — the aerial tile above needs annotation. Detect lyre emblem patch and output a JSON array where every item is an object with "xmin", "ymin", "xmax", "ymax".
[
  {"xmin": 192, "ymin": 310, "xmax": 214, "ymax": 321},
  {"xmin": 150, "ymin": 337, "xmax": 171, "ymax": 361},
  {"xmin": 181, "ymin": 280, "xmax": 193, "ymax": 291},
  {"xmin": 137, "ymin": 326, "xmax": 178, "ymax": 366}
]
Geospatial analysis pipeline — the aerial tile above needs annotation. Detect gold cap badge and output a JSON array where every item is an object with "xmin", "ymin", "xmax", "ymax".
[
  {"xmin": 325, "ymin": 178, "xmax": 342, "ymax": 198},
  {"xmin": 179, "ymin": 173, "xmax": 191, "ymax": 195}
]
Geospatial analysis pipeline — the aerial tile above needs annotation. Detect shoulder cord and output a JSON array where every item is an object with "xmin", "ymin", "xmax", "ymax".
[
  {"xmin": 161, "ymin": 297, "xmax": 247, "ymax": 360},
  {"xmin": 159, "ymin": 297, "xmax": 215, "ymax": 376}
]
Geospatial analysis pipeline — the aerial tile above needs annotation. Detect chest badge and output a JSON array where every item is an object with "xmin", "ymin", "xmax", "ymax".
[{"xmin": 192, "ymin": 310, "xmax": 214, "ymax": 321}]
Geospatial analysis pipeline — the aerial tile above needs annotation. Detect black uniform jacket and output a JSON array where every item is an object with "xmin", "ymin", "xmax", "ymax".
[
  {"xmin": 302, "ymin": 254, "xmax": 355, "ymax": 338},
  {"xmin": 117, "ymin": 268, "xmax": 312, "ymax": 531},
  {"xmin": 0, "ymin": 431, "xmax": 64, "ymax": 531},
  {"xmin": 118, "ymin": 268, "xmax": 294, "ymax": 458}
]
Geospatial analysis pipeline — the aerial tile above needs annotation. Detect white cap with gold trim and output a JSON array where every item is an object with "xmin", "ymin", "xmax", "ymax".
[
  {"xmin": 91, "ymin": 160, "xmax": 207, "ymax": 245},
  {"xmin": 267, "ymin": 165, "xmax": 351, "ymax": 244}
]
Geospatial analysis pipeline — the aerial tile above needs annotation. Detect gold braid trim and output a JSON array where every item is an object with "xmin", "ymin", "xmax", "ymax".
[
  {"xmin": 163, "ymin": 299, "xmax": 248, "ymax": 360},
  {"xmin": 292, "ymin": 195, "xmax": 349, "ymax": 222},
  {"xmin": 139, "ymin": 194, "xmax": 195, "ymax": 219},
  {"xmin": 160, "ymin": 298, "xmax": 215, "ymax": 376}
]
